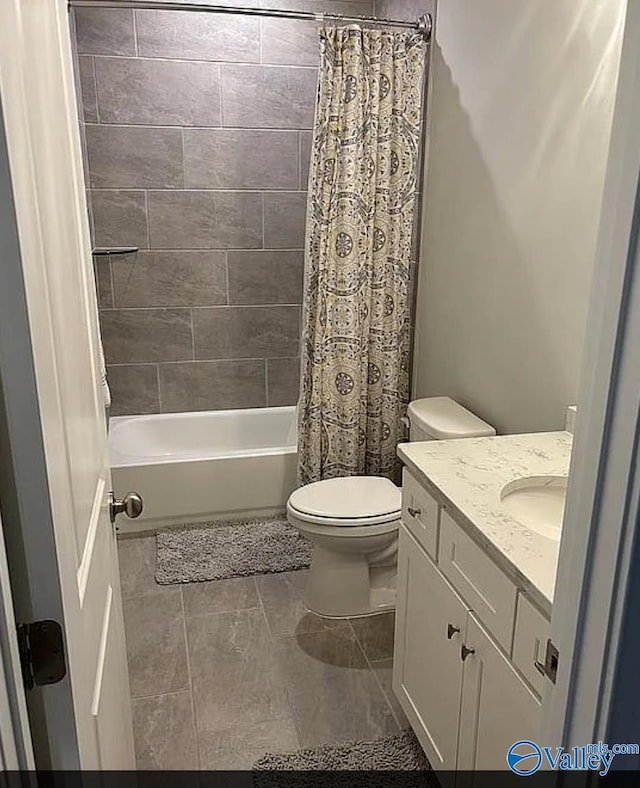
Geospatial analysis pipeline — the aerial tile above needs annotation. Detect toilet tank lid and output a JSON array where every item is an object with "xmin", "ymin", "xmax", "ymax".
[
  {"xmin": 407, "ymin": 397, "xmax": 496, "ymax": 440},
  {"xmin": 288, "ymin": 477, "xmax": 401, "ymax": 521}
]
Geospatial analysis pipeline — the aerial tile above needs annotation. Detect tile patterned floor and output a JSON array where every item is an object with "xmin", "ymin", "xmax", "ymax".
[{"xmin": 118, "ymin": 534, "xmax": 409, "ymax": 770}]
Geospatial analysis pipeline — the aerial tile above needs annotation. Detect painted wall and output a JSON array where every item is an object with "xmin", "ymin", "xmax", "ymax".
[
  {"xmin": 73, "ymin": 0, "xmax": 375, "ymax": 416},
  {"xmin": 412, "ymin": 0, "xmax": 626, "ymax": 433}
]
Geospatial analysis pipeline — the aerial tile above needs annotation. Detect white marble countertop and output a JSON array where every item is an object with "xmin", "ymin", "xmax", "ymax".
[{"xmin": 397, "ymin": 431, "xmax": 573, "ymax": 615}]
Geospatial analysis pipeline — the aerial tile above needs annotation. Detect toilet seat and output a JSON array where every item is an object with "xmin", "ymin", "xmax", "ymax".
[
  {"xmin": 287, "ymin": 510, "xmax": 399, "ymax": 539},
  {"xmin": 287, "ymin": 476, "xmax": 401, "ymax": 528}
]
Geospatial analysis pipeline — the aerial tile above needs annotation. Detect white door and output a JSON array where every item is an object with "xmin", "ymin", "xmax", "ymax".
[
  {"xmin": 393, "ymin": 527, "xmax": 467, "ymax": 774},
  {"xmin": 0, "ymin": 0, "xmax": 135, "ymax": 770},
  {"xmin": 0, "ymin": 510, "xmax": 34, "ymax": 770},
  {"xmin": 458, "ymin": 614, "xmax": 541, "ymax": 772}
]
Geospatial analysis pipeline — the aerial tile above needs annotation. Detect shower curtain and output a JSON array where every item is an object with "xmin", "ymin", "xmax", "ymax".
[{"xmin": 297, "ymin": 25, "xmax": 427, "ymax": 485}]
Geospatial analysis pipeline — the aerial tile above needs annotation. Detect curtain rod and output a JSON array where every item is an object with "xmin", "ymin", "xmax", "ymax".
[{"xmin": 68, "ymin": 1, "xmax": 433, "ymax": 39}]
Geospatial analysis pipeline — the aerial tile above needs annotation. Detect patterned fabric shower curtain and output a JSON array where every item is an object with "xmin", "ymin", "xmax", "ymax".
[{"xmin": 297, "ymin": 25, "xmax": 427, "ymax": 485}]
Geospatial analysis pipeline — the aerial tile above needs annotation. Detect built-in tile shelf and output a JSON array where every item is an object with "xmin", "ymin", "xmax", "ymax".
[{"xmin": 92, "ymin": 246, "xmax": 139, "ymax": 256}]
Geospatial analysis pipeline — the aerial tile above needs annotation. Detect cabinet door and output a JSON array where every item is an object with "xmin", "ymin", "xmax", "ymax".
[
  {"xmin": 393, "ymin": 527, "xmax": 468, "ymax": 773},
  {"xmin": 457, "ymin": 613, "xmax": 542, "ymax": 773}
]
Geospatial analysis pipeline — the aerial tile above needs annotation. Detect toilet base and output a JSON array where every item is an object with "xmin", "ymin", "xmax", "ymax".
[{"xmin": 305, "ymin": 545, "xmax": 397, "ymax": 618}]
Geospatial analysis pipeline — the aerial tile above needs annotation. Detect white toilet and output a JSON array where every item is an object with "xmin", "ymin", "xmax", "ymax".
[{"xmin": 287, "ymin": 397, "xmax": 496, "ymax": 618}]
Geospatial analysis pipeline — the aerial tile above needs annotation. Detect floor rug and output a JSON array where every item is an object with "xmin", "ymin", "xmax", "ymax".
[
  {"xmin": 155, "ymin": 515, "xmax": 312, "ymax": 584},
  {"xmin": 253, "ymin": 730, "xmax": 431, "ymax": 772}
]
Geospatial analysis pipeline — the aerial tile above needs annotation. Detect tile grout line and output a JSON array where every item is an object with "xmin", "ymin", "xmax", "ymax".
[
  {"xmin": 253, "ymin": 574, "xmax": 306, "ymax": 750},
  {"xmin": 178, "ymin": 585, "xmax": 201, "ymax": 769},
  {"xmin": 189, "ymin": 307, "xmax": 196, "ymax": 362},
  {"xmin": 86, "ymin": 118, "xmax": 315, "ymax": 135},
  {"xmin": 178, "ymin": 603, "xmax": 264, "ymax": 623},
  {"xmin": 156, "ymin": 363, "xmax": 163, "ymax": 413},
  {"xmin": 91, "ymin": 56, "xmax": 101, "ymax": 124},
  {"xmin": 180, "ymin": 127, "xmax": 186, "ymax": 189},
  {"xmin": 371, "ymin": 664, "xmax": 405, "ymax": 733},
  {"xmin": 106, "ymin": 251, "xmax": 116, "ymax": 309},
  {"xmin": 367, "ymin": 653, "xmax": 404, "ymax": 732},
  {"xmin": 137, "ymin": 188, "xmax": 309, "ymax": 196},
  {"xmin": 106, "ymin": 355, "xmax": 299, "ymax": 367},
  {"xmin": 91, "ymin": 183, "xmax": 308, "ymax": 195},
  {"xmin": 87, "ymin": 52, "xmax": 319, "ymax": 71},
  {"xmin": 254, "ymin": 574, "xmax": 275, "ymax": 642},
  {"xmin": 350, "ymin": 621, "xmax": 404, "ymax": 733},
  {"xmin": 218, "ymin": 63, "xmax": 224, "ymax": 127},
  {"xmin": 92, "ymin": 242, "xmax": 305, "ymax": 254},
  {"xmin": 130, "ymin": 686, "xmax": 194, "ymax": 703},
  {"xmin": 143, "ymin": 190, "xmax": 151, "ymax": 249},
  {"xmin": 224, "ymin": 249, "xmax": 230, "ymax": 306},
  {"xmin": 99, "ymin": 304, "xmax": 302, "ymax": 311},
  {"xmin": 84, "ymin": 122, "xmax": 313, "ymax": 134},
  {"xmin": 132, "ymin": 9, "xmax": 139, "ymax": 57}
]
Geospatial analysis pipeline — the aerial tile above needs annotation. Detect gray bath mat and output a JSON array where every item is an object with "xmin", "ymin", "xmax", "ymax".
[
  {"xmin": 253, "ymin": 730, "xmax": 430, "ymax": 772},
  {"xmin": 155, "ymin": 515, "xmax": 312, "ymax": 584}
]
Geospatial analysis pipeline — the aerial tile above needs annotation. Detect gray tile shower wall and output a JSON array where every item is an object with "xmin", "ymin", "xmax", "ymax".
[
  {"xmin": 375, "ymin": 0, "xmax": 434, "ymax": 23},
  {"xmin": 73, "ymin": 0, "xmax": 376, "ymax": 415}
]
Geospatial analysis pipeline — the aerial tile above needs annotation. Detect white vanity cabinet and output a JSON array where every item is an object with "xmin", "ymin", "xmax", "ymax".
[{"xmin": 393, "ymin": 469, "xmax": 549, "ymax": 776}]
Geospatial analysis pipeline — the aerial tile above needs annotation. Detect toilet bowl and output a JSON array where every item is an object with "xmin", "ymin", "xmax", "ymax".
[
  {"xmin": 288, "ymin": 476, "xmax": 401, "ymax": 618},
  {"xmin": 288, "ymin": 397, "xmax": 496, "ymax": 617}
]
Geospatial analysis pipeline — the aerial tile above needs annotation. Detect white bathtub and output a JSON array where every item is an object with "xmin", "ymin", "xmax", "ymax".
[{"xmin": 109, "ymin": 406, "xmax": 298, "ymax": 532}]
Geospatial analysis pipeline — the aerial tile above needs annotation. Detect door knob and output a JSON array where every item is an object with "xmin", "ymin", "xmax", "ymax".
[
  {"xmin": 447, "ymin": 623, "xmax": 460, "ymax": 639},
  {"xmin": 109, "ymin": 491, "xmax": 143, "ymax": 524},
  {"xmin": 461, "ymin": 644, "xmax": 475, "ymax": 661}
]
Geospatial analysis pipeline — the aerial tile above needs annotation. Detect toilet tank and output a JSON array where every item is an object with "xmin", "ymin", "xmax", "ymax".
[{"xmin": 407, "ymin": 397, "xmax": 496, "ymax": 442}]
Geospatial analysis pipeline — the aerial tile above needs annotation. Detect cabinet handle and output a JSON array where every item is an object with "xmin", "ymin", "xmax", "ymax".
[
  {"xmin": 407, "ymin": 507, "xmax": 421, "ymax": 518},
  {"xmin": 447, "ymin": 624, "xmax": 460, "ymax": 640},
  {"xmin": 461, "ymin": 644, "xmax": 475, "ymax": 661},
  {"xmin": 534, "ymin": 660, "xmax": 546, "ymax": 676}
]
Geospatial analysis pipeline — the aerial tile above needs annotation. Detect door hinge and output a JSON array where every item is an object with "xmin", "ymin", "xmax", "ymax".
[
  {"xmin": 542, "ymin": 638, "xmax": 559, "ymax": 684},
  {"xmin": 17, "ymin": 620, "xmax": 67, "ymax": 691}
]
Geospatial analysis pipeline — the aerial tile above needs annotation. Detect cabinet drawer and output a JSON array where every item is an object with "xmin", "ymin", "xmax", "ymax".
[
  {"xmin": 438, "ymin": 511, "xmax": 517, "ymax": 652},
  {"xmin": 401, "ymin": 470, "xmax": 439, "ymax": 560},
  {"xmin": 512, "ymin": 593, "xmax": 550, "ymax": 697}
]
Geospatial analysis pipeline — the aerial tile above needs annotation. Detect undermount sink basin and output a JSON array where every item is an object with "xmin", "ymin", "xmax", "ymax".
[{"xmin": 500, "ymin": 475, "xmax": 568, "ymax": 540}]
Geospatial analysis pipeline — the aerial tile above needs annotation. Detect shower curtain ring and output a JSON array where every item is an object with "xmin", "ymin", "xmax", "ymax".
[{"xmin": 417, "ymin": 14, "xmax": 433, "ymax": 41}]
